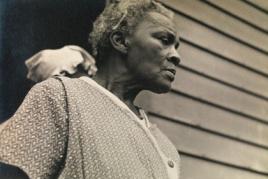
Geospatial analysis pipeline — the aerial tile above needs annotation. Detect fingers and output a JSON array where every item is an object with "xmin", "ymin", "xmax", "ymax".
[
  {"xmin": 67, "ymin": 45, "xmax": 95, "ymax": 64},
  {"xmin": 25, "ymin": 46, "xmax": 98, "ymax": 83},
  {"xmin": 66, "ymin": 45, "xmax": 97, "ymax": 76},
  {"xmin": 25, "ymin": 51, "xmax": 44, "ymax": 69}
]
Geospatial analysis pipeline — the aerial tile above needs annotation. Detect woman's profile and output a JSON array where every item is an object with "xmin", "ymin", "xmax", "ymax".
[{"xmin": 0, "ymin": 0, "xmax": 181, "ymax": 178}]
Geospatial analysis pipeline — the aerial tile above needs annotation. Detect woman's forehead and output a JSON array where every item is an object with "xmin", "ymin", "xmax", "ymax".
[
  {"xmin": 135, "ymin": 11, "xmax": 178, "ymax": 38},
  {"xmin": 143, "ymin": 11, "xmax": 177, "ymax": 35}
]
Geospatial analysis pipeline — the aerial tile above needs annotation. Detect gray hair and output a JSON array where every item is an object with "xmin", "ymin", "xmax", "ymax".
[{"xmin": 89, "ymin": 0, "xmax": 173, "ymax": 65}]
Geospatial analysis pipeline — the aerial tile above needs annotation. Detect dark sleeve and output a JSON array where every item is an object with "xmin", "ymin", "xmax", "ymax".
[{"xmin": 0, "ymin": 78, "xmax": 69, "ymax": 179}]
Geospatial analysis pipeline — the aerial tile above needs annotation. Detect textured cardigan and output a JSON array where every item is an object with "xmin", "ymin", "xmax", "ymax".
[{"xmin": 0, "ymin": 77, "xmax": 180, "ymax": 179}]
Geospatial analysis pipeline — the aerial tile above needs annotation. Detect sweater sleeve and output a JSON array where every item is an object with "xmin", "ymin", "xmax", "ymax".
[{"xmin": 0, "ymin": 78, "xmax": 69, "ymax": 179}]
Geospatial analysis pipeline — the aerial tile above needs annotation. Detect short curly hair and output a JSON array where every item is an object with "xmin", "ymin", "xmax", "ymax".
[{"xmin": 89, "ymin": 0, "xmax": 173, "ymax": 65}]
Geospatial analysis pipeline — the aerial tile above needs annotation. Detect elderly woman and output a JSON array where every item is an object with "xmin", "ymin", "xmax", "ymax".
[{"xmin": 0, "ymin": 0, "xmax": 181, "ymax": 178}]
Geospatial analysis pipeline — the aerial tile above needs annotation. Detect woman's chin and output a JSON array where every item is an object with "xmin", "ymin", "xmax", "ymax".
[{"xmin": 150, "ymin": 82, "xmax": 172, "ymax": 94}]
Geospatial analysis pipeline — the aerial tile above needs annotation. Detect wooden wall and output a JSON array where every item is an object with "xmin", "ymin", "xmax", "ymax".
[{"xmin": 136, "ymin": 0, "xmax": 268, "ymax": 178}]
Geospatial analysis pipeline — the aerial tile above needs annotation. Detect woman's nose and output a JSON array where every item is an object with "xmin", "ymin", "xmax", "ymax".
[{"xmin": 167, "ymin": 48, "xmax": 181, "ymax": 67}]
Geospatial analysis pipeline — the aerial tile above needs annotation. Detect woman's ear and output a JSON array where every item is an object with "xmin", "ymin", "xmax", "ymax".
[{"xmin": 110, "ymin": 31, "xmax": 128, "ymax": 54}]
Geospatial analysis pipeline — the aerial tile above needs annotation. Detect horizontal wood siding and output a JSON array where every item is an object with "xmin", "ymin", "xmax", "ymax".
[
  {"xmin": 180, "ymin": 155, "xmax": 268, "ymax": 179},
  {"xmin": 243, "ymin": 0, "xmax": 268, "ymax": 13},
  {"xmin": 149, "ymin": 115, "xmax": 268, "ymax": 174},
  {"xmin": 136, "ymin": 91, "xmax": 268, "ymax": 148},
  {"xmin": 204, "ymin": 0, "xmax": 268, "ymax": 31},
  {"xmin": 162, "ymin": 0, "xmax": 268, "ymax": 52},
  {"xmin": 173, "ymin": 13, "xmax": 268, "ymax": 76},
  {"xmin": 172, "ymin": 68, "xmax": 268, "ymax": 122},
  {"xmin": 136, "ymin": 0, "xmax": 268, "ymax": 178},
  {"xmin": 179, "ymin": 41, "xmax": 268, "ymax": 99}
]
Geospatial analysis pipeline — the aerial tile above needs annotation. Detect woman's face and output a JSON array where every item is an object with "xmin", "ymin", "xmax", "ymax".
[{"xmin": 126, "ymin": 11, "xmax": 181, "ymax": 93}]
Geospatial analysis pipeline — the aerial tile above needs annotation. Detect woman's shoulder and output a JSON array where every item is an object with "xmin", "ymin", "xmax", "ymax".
[
  {"xmin": 34, "ymin": 76, "xmax": 114, "ymax": 106},
  {"xmin": 29, "ymin": 77, "xmax": 66, "ymax": 96},
  {"xmin": 53, "ymin": 76, "xmax": 101, "ymax": 93},
  {"xmin": 39, "ymin": 76, "xmax": 101, "ymax": 100},
  {"xmin": 31, "ymin": 76, "xmax": 86, "ymax": 92}
]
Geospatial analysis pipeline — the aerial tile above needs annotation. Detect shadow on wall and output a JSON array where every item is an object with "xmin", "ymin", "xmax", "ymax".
[{"xmin": 0, "ymin": 0, "xmax": 106, "ymax": 122}]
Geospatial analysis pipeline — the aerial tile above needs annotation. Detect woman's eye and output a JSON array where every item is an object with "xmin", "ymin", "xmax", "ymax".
[{"xmin": 160, "ymin": 37, "xmax": 169, "ymax": 45}]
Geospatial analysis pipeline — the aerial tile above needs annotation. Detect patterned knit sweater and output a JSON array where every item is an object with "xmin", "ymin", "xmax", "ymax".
[{"xmin": 0, "ymin": 77, "xmax": 180, "ymax": 179}]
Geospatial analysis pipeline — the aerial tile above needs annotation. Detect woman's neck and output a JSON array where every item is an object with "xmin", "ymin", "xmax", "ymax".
[{"xmin": 92, "ymin": 55, "xmax": 142, "ymax": 115}]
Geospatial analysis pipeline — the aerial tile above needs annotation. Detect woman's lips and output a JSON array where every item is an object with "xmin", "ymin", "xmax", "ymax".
[
  {"xmin": 163, "ymin": 69, "xmax": 176, "ymax": 81},
  {"xmin": 166, "ymin": 68, "xmax": 176, "ymax": 75}
]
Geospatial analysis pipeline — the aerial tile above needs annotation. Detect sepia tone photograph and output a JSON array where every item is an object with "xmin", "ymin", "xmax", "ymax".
[{"xmin": 0, "ymin": 0, "xmax": 268, "ymax": 178}]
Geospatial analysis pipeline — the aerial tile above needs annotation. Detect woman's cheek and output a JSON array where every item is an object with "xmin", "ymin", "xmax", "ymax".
[{"xmin": 151, "ymin": 39, "xmax": 164, "ymax": 50}]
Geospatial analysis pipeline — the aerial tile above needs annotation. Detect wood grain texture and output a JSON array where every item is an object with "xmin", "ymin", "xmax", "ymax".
[
  {"xmin": 149, "ymin": 115, "xmax": 268, "ymax": 173},
  {"xmin": 136, "ymin": 91, "xmax": 268, "ymax": 148},
  {"xmin": 173, "ymin": 13, "xmax": 268, "ymax": 76},
  {"xmin": 205, "ymin": 0, "xmax": 268, "ymax": 31},
  {"xmin": 171, "ymin": 68, "xmax": 268, "ymax": 122},
  {"xmin": 179, "ymin": 41, "xmax": 268, "ymax": 98},
  {"xmin": 160, "ymin": 0, "xmax": 268, "ymax": 52},
  {"xmin": 245, "ymin": 0, "xmax": 268, "ymax": 12},
  {"xmin": 180, "ymin": 155, "xmax": 268, "ymax": 179},
  {"xmin": 151, "ymin": 1, "xmax": 268, "ymax": 178}
]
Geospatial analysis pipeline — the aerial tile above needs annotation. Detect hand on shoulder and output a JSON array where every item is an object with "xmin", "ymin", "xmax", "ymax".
[{"xmin": 25, "ymin": 45, "xmax": 97, "ymax": 82}]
